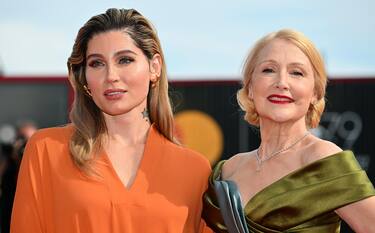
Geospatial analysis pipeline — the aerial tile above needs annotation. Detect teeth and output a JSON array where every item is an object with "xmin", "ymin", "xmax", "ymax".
[
  {"xmin": 269, "ymin": 97, "xmax": 291, "ymax": 101},
  {"xmin": 106, "ymin": 91, "xmax": 124, "ymax": 96}
]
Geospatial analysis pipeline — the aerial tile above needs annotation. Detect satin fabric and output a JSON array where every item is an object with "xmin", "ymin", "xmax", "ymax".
[
  {"xmin": 203, "ymin": 151, "xmax": 375, "ymax": 232},
  {"xmin": 11, "ymin": 124, "xmax": 212, "ymax": 233}
]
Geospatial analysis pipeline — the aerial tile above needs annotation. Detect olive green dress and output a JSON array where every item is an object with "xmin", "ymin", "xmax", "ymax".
[{"xmin": 202, "ymin": 151, "xmax": 375, "ymax": 232}]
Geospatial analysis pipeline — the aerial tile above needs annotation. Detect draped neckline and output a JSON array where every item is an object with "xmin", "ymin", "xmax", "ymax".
[{"xmin": 215, "ymin": 150, "xmax": 352, "ymax": 214}]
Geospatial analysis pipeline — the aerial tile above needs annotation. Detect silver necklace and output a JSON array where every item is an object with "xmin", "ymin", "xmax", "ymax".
[{"xmin": 255, "ymin": 131, "xmax": 310, "ymax": 171}]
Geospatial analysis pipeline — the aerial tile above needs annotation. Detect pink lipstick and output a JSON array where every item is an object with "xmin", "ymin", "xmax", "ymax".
[{"xmin": 104, "ymin": 89, "xmax": 127, "ymax": 100}]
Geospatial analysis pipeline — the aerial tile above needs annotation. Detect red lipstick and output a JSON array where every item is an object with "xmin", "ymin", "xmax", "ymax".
[{"xmin": 267, "ymin": 94, "xmax": 294, "ymax": 104}]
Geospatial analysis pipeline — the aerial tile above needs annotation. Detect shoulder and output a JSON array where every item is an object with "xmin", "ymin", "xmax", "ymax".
[
  {"xmin": 159, "ymin": 139, "xmax": 212, "ymax": 188},
  {"xmin": 29, "ymin": 124, "xmax": 74, "ymax": 144},
  {"xmin": 22, "ymin": 124, "xmax": 74, "ymax": 168},
  {"xmin": 222, "ymin": 151, "xmax": 253, "ymax": 179},
  {"xmin": 150, "ymin": 127, "xmax": 211, "ymax": 174},
  {"xmin": 303, "ymin": 136, "xmax": 343, "ymax": 164},
  {"xmin": 168, "ymin": 140, "xmax": 211, "ymax": 170},
  {"xmin": 25, "ymin": 124, "xmax": 74, "ymax": 153},
  {"xmin": 152, "ymin": 128, "xmax": 211, "ymax": 171}
]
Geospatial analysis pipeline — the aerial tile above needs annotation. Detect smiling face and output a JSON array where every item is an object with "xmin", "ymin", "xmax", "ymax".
[
  {"xmin": 249, "ymin": 38, "xmax": 317, "ymax": 126},
  {"xmin": 85, "ymin": 30, "xmax": 161, "ymax": 117}
]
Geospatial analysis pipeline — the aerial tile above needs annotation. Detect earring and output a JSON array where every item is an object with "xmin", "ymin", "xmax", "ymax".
[
  {"xmin": 150, "ymin": 76, "xmax": 159, "ymax": 88},
  {"xmin": 151, "ymin": 81, "xmax": 157, "ymax": 88},
  {"xmin": 83, "ymin": 85, "xmax": 92, "ymax": 97}
]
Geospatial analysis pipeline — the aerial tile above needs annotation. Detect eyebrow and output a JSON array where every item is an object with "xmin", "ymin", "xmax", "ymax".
[
  {"xmin": 288, "ymin": 62, "xmax": 307, "ymax": 67},
  {"xmin": 86, "ymin": 49, "xmax": 138, "ymax": 60},
  {"xmin": 258, "ymin": 60, "xmax": 307, "ymax": 66},
  {"xmin": 258, "ymin": 59, "xmax": 277, "ymax": 65}
]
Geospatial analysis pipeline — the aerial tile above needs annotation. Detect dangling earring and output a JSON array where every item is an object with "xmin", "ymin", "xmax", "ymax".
[
  {"xmin": 150, "ymin": 81, "xmax": 157, "ymax": 88},
  {"xmin": 150, "ymin": 75, "xmax": 159, "ymax": 88},
  {"xmin": 83, "ymin": 85, "xmax": 92, "ymax": 97}
]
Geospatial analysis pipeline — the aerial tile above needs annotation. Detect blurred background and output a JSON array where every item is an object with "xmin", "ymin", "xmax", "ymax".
[{"xmin": 1, "ymin": 0, "xmax": 374, "ymax": 232}]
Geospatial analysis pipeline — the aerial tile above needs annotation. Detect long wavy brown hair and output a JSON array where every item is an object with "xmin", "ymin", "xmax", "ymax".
[{"xmin": 67, "ymin": 8, "xmax": 175, "ymax": 173}]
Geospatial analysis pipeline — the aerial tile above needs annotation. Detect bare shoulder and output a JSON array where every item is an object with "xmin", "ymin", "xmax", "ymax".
[
  {"xmin": 222, "ymin": 151, "xmax": 254, "ymax": 179},
  {"xmin": 303, "ymin": 136, "xmax": 343, "ymax": 164}
]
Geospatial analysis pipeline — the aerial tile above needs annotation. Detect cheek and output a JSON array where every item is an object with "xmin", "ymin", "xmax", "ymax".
[
  {"xmin": 126, "ymin": 71, "xmax": 151, "ymax": 94},
  {"xmin": 299, "ymin": 82, "xmax": 315, "ymax": 100},
  {"xmin": 251, "ymin": 79, "xmax": 269, "ymax": 99},
  {"xmin": 85, "ymin": 69, "xmax": 101, "ymax": 88},
  {"xmin": 293, "ymin": 84, "xmax": 315, "ymax": 111},
  {"xmin": 86, "ymin": 78, "xmax": 103, "ymax": 101},
  {"xmin": 84, "ymin": 70, "xmax": 106, "ymax": 106}
]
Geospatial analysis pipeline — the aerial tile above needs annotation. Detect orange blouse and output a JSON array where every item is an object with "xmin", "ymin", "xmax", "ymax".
[{"xmin": 11, "ymin": 124, "xmax": 212, "ymax": 233}]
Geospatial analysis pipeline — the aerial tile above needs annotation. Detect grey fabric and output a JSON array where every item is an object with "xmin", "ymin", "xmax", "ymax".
[{"xmin": 213, "ymin": 180, "xmax": 249, "ymax": 233}]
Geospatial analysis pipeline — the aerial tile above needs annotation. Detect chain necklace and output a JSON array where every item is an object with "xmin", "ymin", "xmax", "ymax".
[{"xmin": 255, "ymin": 131, "xmax": 310, "ymax": 172}]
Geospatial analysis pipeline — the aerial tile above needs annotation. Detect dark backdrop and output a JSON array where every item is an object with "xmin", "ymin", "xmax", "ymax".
[{"xmin": 1, "ymin": 77, "xmax": 374, "ymax": 233}]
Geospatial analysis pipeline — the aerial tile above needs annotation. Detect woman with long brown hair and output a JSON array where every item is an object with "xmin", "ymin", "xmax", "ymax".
[{"xmin": 11, "ymin": 8, "xmax": 211, "ymax": 233}]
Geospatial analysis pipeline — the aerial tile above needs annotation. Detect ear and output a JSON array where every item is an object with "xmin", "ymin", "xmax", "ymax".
[
  {"xmin": 311, "ymin": 91, "xmax": 318, "ymax": 105},
  {"xmin": 248, "ymin": 84, "xmax": 254, "ymax": 100},
  {"xmin": 149, "ymin": 54, "xmax": 162, "ymax": 82}
]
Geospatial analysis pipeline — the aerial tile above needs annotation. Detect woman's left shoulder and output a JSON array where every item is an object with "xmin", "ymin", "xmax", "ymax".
[
  {"xmin": 303, "ymin": 137, "xmax": 343, "ymax": 164},
  {"xmin": 166, "ymin": 141, "xmax": 211, "ymax": 170}
]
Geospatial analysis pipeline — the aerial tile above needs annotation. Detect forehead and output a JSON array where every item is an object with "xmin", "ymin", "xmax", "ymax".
[
  {"xmin": 256, "ymin": 38, "xmax": 311, "ymax": 65},
  {"xmin": 86, "ymin": 30, "xmax": 139, "ymax": 55}
]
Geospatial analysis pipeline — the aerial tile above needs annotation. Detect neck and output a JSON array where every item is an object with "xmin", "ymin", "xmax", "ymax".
[
  {"xmin": 103, "ymin": 104, "xmax": 151, "ymax": 147},
  {"xmin": 258, "ymin": 117, "xmax": 309, "ymax": 159}
]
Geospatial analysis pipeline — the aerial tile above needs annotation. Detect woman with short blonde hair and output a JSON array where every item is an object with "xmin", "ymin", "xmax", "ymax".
[{"xmin": 203, "ymin": 29, "xmax": 375, "ymax": 232}]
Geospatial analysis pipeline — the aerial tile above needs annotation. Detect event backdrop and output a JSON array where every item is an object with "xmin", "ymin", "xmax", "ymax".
[{"xmin": 1, "ymin": 77, "xmax": 374, "ymax": 232}]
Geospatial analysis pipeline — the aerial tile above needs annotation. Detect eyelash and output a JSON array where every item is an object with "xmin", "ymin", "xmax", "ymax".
[
  {"xmin": 87, "ymin": 56, "xmax": 135, "ymax": 68},
  {"xmin": 262, "ymin": 68, "xmax": 274, "ymax": 73},
  {"xmin": 262, "ymin": 68, "xmax": 304, "ymax": 77},
  {"xmin": 88, "ymin": 60, "xmax": 104, "ymax": 68},
  {"xmin": 291, "ymin": 70, "xmax": 304, "ymax": 77},
  {"xmin": 119, "ymin": 56, "xmax": 134, "ymax": 64}
]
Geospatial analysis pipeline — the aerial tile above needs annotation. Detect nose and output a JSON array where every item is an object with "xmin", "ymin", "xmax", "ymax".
[
  {"xmin": 275, "ymin": 71, "xmax": 289, "ymax": 90},
  {"xmin": 105, "ymin": 64, "xmax": 120, "ymax": 83}
]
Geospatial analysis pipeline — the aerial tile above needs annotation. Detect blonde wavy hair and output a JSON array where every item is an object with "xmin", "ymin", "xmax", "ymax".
[
  {"xmin": 67, "ymin": 8, "xmax": 175, "ymax": 173},
  {"xmin": 237, "ymin": 29, "xmax": 327, "ymax": 128}
]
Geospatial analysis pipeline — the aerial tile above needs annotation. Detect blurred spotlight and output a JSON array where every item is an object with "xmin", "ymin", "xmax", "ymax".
[{"xmin": 0, "ymin": 125, "xmax": 16, "ymax": 144}]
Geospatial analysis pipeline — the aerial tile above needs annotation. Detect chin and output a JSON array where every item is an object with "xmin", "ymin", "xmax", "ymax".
[
  {"xmin": 268, "ymin": 113, "xmax": 306, "ymax": 124},
  {"xmin": 259, "ymin": 111, "xmax": 295, "ymax": 123},
  {"xmin": 101, "ymin": 108, "xmax": 132, "ymax": 117}
]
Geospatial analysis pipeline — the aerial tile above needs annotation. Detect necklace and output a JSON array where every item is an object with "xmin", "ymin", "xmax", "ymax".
[{"xmin": 255, "ymin": 131, "xmax": 310, "ymax": 171}]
